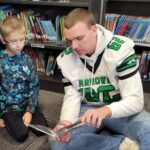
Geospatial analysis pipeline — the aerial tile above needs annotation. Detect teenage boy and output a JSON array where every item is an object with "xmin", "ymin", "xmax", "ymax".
[{"xmin": 49, "ymin": 8, "xmax": 150, "ymax": 150}]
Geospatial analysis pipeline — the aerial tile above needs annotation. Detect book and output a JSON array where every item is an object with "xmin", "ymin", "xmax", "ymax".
[
  {"xmin": 38, "ymin": 51, "xmax": 47, "ymax": 73},
  {"xmin": 23, "ymin": 10, "xmax": 35, "ymax": 40},
  {"xmin": 47, "ymin": 20, "xmax": 57, "ymax": 41},
  {"xmin": 55, "ymin": 15, "xmax": 61, "ymax": 42},
  {"xmin": 26, "ymin": 120, "xmax": 85, "ymax": 140},
  {"xmin": 59, "ymin": 16, "xmax": 66, "ymax": 42},
  {"xmin": 33, "ymin": 16, "xmax": 42, "ymax": 40},
  {"xmin": 140, "ymin": 18, "xmax": 150, "ymax": 41},
  {"xmin": 39, "ymin": 18, "xmax": 48, "ymax": 41},
  {"xmin": 46, "ymin": 54, "xmax": 55, "ymax": 76},
  {"xmin": 29, "ymin": 15, "xmax": 39, "ymax": 40},
  {"xmin": 35, "ymin": 17, "xmax": 47, "ymax": 41},
  {"xmin": 0, "ymin": 9, "xmax": 5, "ymax": 21},
  {"xmin": 41, "ymin": 20, "xmax": 52, "ymax": 41}
]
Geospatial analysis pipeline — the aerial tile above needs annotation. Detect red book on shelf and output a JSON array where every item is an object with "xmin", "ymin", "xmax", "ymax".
[
  {"xmin": 39, "ymin": 18, "xmax": 48, "ymax": 41},
  {"xmin": 28, "ymin": 15, "xmax": 39, "ymax": 40},
  {"xmin": 119, "ymin": 22, "xmax": 128, "ymax": 35}
]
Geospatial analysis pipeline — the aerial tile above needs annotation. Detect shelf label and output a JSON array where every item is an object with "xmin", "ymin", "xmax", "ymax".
[{"xmin": 31, "ymin": 43, "xmax": 45, "ymax": 48}]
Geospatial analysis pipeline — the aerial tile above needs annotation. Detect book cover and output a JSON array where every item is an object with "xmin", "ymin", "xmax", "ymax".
[
  {"xmin": 46, "ymin": 54, "xmax": 55, "ymax": 76},
  {"xmin": 59, "ymin": 16, "xmax": 66, "ymax": 42},
  {"xmin": 0, "ymin": 9, "xmax": 5, "ymax": 21},
  {"xmin": 28, "ymin": 15, "xmax": 39, "ymax": 40},
  {"xmin": 114, "ymin": 15, "xmax": 127, "ymax": 35},
  {"xmin": 35, "ymin": 17, "xmax": 46, "ymax": 41},
  {"xmin": 33, "ymin": 16, "xmax": 42, "ymax": 40},
  {"xmin": 39, "ymin": 18, "xmax": 48, "ymax": 41},
  {"xmin": 26, "ymin": 120, "xmax": 84, "ymax": 139},
  {"xmin": 55, "ymin": 15, "xmax": 61, "ymax": 42},
  {"xmin": 23, "ymin": 11, "xmax": 35, "ymax": 40},
  {"xmin": 137, "ymin": 18, "xmax": 149, "ymax": 41},
  {"xmin": 47, "ymin": 20, "xmax": 57, "ymax": 42},
  {"xmin": 41, "ymin": 20, "xmax": 52, "ymax": 41}
]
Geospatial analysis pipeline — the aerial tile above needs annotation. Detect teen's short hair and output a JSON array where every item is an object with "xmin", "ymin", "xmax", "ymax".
[{"xmin": 64, "ymin": 8, "xmax": 96, "ymax": 29}]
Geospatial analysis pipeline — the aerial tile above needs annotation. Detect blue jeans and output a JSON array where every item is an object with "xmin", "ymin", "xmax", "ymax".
[{"xmin": 49, "ymin": 104, "xmax": 150, "ymax": 150}]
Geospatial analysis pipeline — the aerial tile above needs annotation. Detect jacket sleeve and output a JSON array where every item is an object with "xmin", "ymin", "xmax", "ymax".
[
  {"xmin": 0, "ymin": 88, "xmax": 6, "ymax": 117},
  {"xmin": 0, "ymin": 66, "xmax": 6, "ymax": 117},
  {"xmin": 107, "ymin": 37, "xmax": 144, "ymax": 118},
  {"xmin": 107, "ymin": 71, "xmax": 144, "ymax": 118},
  {"xmin": 26, "ymin": 58, "xmax": 39, "ymax": 113},
  {"xmin": 57, "ymin": 57, "xmax": 82, "ymax": 123}
]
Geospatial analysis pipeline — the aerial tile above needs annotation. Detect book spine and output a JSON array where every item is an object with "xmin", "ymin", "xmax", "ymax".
[
  {"xmin": 39, "ymin": 18, "xmax": 48, "ymax": 41},
  {"xmin": 41, "ymin": 20, "xmax": 52, "ymax": 41},
  {"xmin": 36, "ymin": 17, "xmax": 46, "ymax": 41},
  {"xmin": 28, "ymin": 15, "xmax": 39, "ymax": 40},
  {"xmin": 47, "ymin": 20, "xmax": 57, "ymax": 41}
]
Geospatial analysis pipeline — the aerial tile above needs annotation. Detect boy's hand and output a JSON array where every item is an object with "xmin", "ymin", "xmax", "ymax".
[
  {"xmin": 0, "ymin": 118, "xmax": 5, "ymax": 128},
  {"xmin": 22, "ymin": 112, "xmax": 32, "ymax": 126}
]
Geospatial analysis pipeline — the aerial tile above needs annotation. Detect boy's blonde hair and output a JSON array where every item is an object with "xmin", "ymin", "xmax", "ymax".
[
  {"xmin": 64, "ymin": 8, "xmax": 96, "ymax": 29},
  {"xmin": 0, "ymin": 15, "xmax": 26, "ymax": 37}
]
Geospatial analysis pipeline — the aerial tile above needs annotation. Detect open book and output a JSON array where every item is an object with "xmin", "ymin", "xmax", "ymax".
[{"xmin": 26, "ymin": 120, "xmax": 85, "ymax": 140}]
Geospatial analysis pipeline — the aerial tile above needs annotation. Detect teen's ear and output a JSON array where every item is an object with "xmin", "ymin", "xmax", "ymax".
[
  {"xmin": 0, "ymin": 34, "xmax": 5, "ymax": 44},
  {"xmin": 90, "ymin": 25, "xmax": 97, "ymax": 35}
]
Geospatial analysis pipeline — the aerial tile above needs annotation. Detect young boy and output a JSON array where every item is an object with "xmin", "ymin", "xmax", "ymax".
[{"xmin": 0, "ymin": 16, "xmax": 47, "ymax": 142}]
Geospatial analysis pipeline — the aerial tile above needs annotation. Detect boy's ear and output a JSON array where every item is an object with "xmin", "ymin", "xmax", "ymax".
[{"xmin": 0, "ymin": 34, "xmax": 6, "ymax": 44}]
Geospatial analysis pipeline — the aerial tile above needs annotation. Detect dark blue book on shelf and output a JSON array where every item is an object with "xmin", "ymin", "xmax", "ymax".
[
  {"xmin": 35, "ymin": 17, "xmax": 46, "ymax": 41},
  {"xmin": 129, "ymin": 19, "xmax": 141, "ymax": 39},
  {"xmin": 137, "ymin": 19, "xmax": 150, "ymax": 40},
  {"xmin": 55, "ymin": 15, "xmax": 61, "ymax": 42},
  {"xmin": 114, "ymin": 15, "xmax": 127, "ymax": 35},
  {"xmin": 123, "ymin": 16, "xmax": 136, "ymax": 37}
]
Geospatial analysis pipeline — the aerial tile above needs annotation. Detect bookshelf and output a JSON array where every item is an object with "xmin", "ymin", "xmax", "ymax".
[
  {"xmin": 104, "ymin": 0, "xmax": 150, "ymax": 92},
  {"xmin": 0, "ymin": 0, "xmax": 104, "ymax": 93}
]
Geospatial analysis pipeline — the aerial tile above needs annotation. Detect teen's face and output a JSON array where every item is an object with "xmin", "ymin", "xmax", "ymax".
[
  {"xmin": 3, "ymin": 31, "xmax": 25, "ymax": 56},
  {"xmin": 64, "ymin": 22, "xmax": 97, "ymax": 56}
]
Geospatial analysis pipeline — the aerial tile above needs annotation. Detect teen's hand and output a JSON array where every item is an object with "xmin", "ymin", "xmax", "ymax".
[
  {"xmin": 22, "ymin": 112, "xmax": 32, "ymax": 126},
  {"xmin": 52, "ymin": 120, "xmax": 72, "ymax": 142},
  {"xmin": 80, "ymin": 106, "xmax": 112, "ymax": 128}
]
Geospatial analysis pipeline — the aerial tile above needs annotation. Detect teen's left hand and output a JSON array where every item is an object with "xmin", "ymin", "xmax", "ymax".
[
  {"xmin": 80, "ymin": 106, "xmax": 112, "ymax": 128},
  {"xmin": 22, "ymin": 111, "xmax": 32, "ymax": 126}
]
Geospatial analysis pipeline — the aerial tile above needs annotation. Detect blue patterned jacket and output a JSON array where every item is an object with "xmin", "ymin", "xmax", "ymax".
[{"xmin": 0, "ymin": 50, "xmax": 39, "ymax": 116}]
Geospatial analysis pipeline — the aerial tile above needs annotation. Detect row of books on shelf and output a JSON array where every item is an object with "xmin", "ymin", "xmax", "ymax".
[
  {"xmin": 137, "ymin": 50, "xmax": 150, "ymax": 80},
  {"xmin": 24, "ymin": 48, "xmax": 58, "ymax": 76},
  {"xmin": 105, "ymin": 13, "xmax": 150, "ymax": 43},
  {"xmin": 0, "ymin": 5, "xmax": 65, "ymax": 43},
  {"xmin": 24, "ymin": 47, "xmax": 150, "ymax": 80}
]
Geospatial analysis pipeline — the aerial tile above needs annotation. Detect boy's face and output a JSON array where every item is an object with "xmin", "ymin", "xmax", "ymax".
[{"xmin": 3, "ymin": 31, "xmax": 25, "ymax": 56}]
